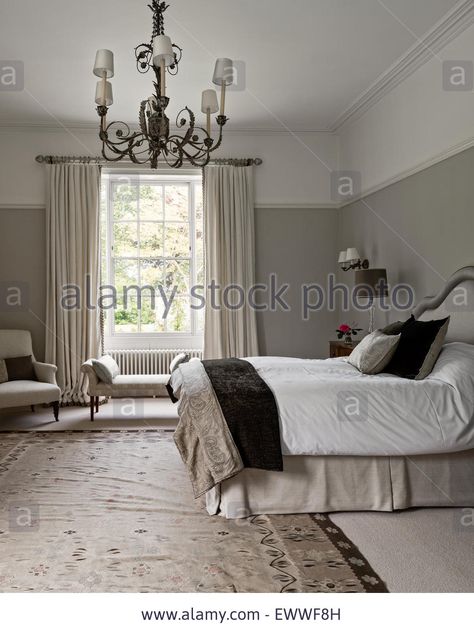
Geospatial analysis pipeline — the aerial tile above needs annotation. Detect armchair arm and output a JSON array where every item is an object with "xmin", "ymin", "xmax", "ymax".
[
  {"xmin": 33, "ymin": 361, "xmax": 58, "ymax": 385},
  {"xmin": 81, "ymin": 359, "xmax": 99, "ymax": 393}
]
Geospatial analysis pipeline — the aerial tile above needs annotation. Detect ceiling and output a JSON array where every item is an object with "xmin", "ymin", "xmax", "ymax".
[{"xmin": 0, "ymin": 0, "xmax": 461, "ymax": 131}]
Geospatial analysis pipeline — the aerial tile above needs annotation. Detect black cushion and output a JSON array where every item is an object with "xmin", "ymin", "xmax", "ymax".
[
  {"xmin": 383, "ymin": 316, "xmax": 449, "ymax": 380},
  {"xmin": 4, "ymin": 355, "xmax": 36, "ymax": 381}
]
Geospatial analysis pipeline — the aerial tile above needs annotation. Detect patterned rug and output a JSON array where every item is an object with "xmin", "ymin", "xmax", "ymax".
[{"xmin": 0, "ymin": 431, "xmax": 387, "ymax": 592}]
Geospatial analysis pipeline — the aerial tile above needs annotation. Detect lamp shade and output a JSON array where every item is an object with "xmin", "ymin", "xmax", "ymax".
[
  {"xmin": 213, "ymin": 58, "xmax": 234, "ymax": 86},
  {"xmin": 338, "ymin": 250, "xmax": 347, "ymax": 264},
  {"xmin": 355, "ymin": 269, "xmax": 388, "ymax": 298},
  {"xmin": 93, "ymin": 49, "xmax": 114, "ymax": 78},
  {"xmin": 345, "ymin": 247, "xmax": 360, "ymax": 263},
  {"xmin": 95, "ymin": 80, "xmax": 113, "ymax": 106},
  {"xmin": 153, "ymin": 35, "xmax": 175, "ymax": 67},
  {"xmin": 201, "ymin": 89, "xmax": 219, "ymax": 114}
]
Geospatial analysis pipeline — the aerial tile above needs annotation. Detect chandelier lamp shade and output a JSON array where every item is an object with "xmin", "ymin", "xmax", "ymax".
[{"xmin": 92, "ymin": 0, "xmax": 232, "ymax": 168}]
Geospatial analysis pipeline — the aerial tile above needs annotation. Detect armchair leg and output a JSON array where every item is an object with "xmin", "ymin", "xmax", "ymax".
[
  {"xmin": 52, "ymin": 401, "xmax": 60, "ymax": 422},
  {"xmin": 31, "ymin": 405, "xmax": 35, "ymax": 412},
  {"xmin": 95, "ymin": 396, "xmax": 99, "ymax": 413},
  {"xmin": 90, "ymin": 396, "xmax": 95, "ymax": 422}
]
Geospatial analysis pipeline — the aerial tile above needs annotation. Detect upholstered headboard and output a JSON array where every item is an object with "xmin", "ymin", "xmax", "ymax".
[{"xmin": 413, "ymin": 266, "xmax": 474, "ymax": 344}]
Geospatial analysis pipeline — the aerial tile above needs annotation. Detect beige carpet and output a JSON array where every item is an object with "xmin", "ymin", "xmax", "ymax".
[
  {"xmin": 0, "ymin": 398, "xmax": 178, "ymax": 431},
  {"xmin": 330, "ymin": 509, "xmax": 474, "ymax": 593},
  {"xmin": 0, "ymin": 430, "xmax": 386, "ymax": 593}
]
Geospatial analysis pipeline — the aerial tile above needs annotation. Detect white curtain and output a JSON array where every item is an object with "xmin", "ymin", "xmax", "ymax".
[
  {"xmin": 45, "ymin": 163, "xmax": 101, "ymax": 404},
  {"xmin": 203, "ymin": 164, "xmax": 259, "ymax": 359}
]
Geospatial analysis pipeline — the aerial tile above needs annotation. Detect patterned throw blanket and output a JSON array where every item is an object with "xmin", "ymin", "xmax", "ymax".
[{"xmin": 170, "ymin": 359, "xmax": 282, "ymax": 498}]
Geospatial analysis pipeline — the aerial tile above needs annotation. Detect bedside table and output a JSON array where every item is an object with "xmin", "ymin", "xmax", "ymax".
[{"xmin": 329, "ymin": 340, "xmax": 359, "ymax": 358}]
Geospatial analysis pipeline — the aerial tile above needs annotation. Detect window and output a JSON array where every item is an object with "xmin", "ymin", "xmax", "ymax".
[{"xmin": 101, "ymin": 172, "xmax": 203, "ymax": 348}]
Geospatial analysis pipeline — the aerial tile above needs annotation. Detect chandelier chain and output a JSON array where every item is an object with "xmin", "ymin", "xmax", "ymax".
[{"xmin": 149, "ymin": 0, "xmax": 169, "ymax": 39}]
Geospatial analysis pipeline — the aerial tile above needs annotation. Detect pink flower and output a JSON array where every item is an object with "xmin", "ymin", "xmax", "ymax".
[{"xmin": 338, "ymin": 324, "xmax": 351, "ymax": 333}]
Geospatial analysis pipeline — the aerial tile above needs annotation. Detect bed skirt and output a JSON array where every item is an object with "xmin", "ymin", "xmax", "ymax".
[{"xmin": 206, "ymin": 450, "xmax": 474, "ymax": 518}]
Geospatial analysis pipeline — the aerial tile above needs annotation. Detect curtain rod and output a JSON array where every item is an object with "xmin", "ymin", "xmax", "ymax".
[{"xmin": 35, "ymin": 155, "xmax": 263, "ymax": 167}]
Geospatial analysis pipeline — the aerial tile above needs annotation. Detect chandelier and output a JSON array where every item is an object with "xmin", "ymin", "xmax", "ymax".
[{"xmin": 93, "ymin": 0, "xmax": 232, "ymax": 168}]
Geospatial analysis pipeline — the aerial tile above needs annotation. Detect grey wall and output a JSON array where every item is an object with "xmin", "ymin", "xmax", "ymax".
[
  {"xmin": 0, "ymin": 209, "xmax": 46, "ymax": 359},
  {"xmin": 338, "ymin": 146, "xmax": 474, "ymax": 331},
  {"xmin": 255, "ymin": 208, "xmax": 338, "ymax": 358}
]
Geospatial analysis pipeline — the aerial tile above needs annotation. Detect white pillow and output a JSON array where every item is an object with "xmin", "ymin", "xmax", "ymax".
[
  {"xmin": 92, "ymin": 355, "xmax": 120, "ymax": 384},
  {"xmin": 347, "ymin": 330, "xmax": 401, "ymax": 375},
  {"xmin": 170, "ymin": 352, "xmax": 190, "ymax": 373}
]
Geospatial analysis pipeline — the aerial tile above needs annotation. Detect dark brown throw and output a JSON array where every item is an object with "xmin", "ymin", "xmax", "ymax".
[{"xmin": 202, "ymin": 358, "xmax": 283, "ymax": 472}]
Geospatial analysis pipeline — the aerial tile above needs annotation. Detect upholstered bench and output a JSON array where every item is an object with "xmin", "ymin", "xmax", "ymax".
[{"xmin": 81, "ymin": 358, "xmax": 170, "ymax": 421}]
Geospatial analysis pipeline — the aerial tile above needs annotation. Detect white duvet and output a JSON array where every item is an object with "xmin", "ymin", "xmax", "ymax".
[{"xmin": 246, "ymin": 342, "xmax": 474, "ymax": 456}]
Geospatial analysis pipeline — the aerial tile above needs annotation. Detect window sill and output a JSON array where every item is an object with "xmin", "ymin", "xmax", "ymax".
[{"xmin": 104, "ymin": 333, "xmax": 203, "ymax": 351}]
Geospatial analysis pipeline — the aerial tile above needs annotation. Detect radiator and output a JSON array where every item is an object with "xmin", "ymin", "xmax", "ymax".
[{"xmin": 105, "ymin": 349, "xmax": 203, "ymax": 375}]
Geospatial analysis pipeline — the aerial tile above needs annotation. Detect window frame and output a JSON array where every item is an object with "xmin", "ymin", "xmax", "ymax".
[{"xmin": 101, "ymin": 170, "xmax": 204, "ymax": 350}]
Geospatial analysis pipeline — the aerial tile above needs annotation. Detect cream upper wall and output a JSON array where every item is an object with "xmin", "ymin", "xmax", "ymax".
[
  {"xmin": 338, "ymin": 20, "xmax": 474, "ymax": 198},
  {"xmin": 0, "ymin": 128, "xmax": 339, "ymax": 208}
]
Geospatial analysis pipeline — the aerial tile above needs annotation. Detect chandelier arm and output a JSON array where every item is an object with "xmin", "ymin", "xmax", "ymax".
[
  {"xmin": 166, "ymin": 133, "xmax": 207, "ymax": 159},
  {"xmin": 135, "ymin": 43, "xmax": 154, "ymax": 73},
  {"xmin": 168, "ymin": 138, "xmax": 213, "ymax": 167}
]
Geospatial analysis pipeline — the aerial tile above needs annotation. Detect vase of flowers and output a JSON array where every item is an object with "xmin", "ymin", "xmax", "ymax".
[{"xmin": 336, "ymin": 324, "xmax": 363, "ymax": 344}]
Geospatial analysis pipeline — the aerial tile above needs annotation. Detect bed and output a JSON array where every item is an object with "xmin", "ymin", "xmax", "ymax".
[{"xmin": 171, "ymin": 266, "xmax": 474, "ymax": 518}]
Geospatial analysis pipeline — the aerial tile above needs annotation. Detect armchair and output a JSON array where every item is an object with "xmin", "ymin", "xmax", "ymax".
[{"xmin": 0, "ymin": 330, "xmax": 61, "ymax": 421}]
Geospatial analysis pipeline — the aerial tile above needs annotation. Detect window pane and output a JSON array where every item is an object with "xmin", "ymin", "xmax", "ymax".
[
  {"xmin": 196, "ymin": 300, "xmax": 205, "ymax": 333},
  {"xmin": 166, "ymin": 296, "xmax": 191, "ymax": 332},
  {"xmin": 194, "ymin": 182, "xmax": 204, "ymax": 287},
  {"xmin": 140, "ymin": 184, "xmax": 163, "ymax": 220},
  {"xmin": 114, "ymin": 222, "xmax": 138, "ymax": 257},
  {"xmin": 165, "ymin": 259, "xmax": 190, "ymax": 294},
  {"xmin": 194, "ymin": 183, "xmax": 203, "ymax": 224},
  {"xmin": 100, "ymin": 186, "xmax": 108, "ymax": 284},
  {"xmin": 196, "ymin": 260, "xmax": 205, "ymax": 288},
  {"xmin": 113, "ymin": 183, "xmax": 138, "ymax": 220},
  {"xmin": 140, "ymin": 222, "xmax": 163, "ymax": 257},
  {"xmin": 165, "ymin": 185, "xmax": 189, "ymax": 221},
  {"xmin": 140, "ymin": 295, "xmax": 165, "ymax": 333},
  {"xmin": 140, "ymin": 258, "xmax": 164, "ymax": 289},
  {"xmin": 114, "ymin": 258, "xmax": 138, "ymax": 286},
  {"xmin": 115, "ymin": 296, "xmax": 139, "ymax": 333},
  {"xmin": 164, "ymin": 223, "xmax": 189, "ymax": 258}
]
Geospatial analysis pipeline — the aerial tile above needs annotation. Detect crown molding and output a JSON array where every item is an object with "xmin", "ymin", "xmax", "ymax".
[
  {"xmin": 340, "ymin": 134, "xmax": 474, "ymax": 207},
  {"xmin": 330, "ymin": 0, "xmax": 474, "ymax": 132}
]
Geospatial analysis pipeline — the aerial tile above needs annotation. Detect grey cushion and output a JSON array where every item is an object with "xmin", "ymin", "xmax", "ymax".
[
  {"xmin": 347, "ymin": 330, "xmax": 401, "ymax": 375},
  {"xmin": 0, "ymin": 360, "xmax": 7, "ymax": 384},
  {"xmin": 417, "ymin": 317, "xmax": 450, "ymax": 379},
  {"xmin": 170, "ymin": 353, "xmax": 190, "ymax": 373},
  {"xmin": 92, "ymin": 355, "xmax": 120, "ymax": 384}
]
